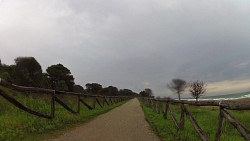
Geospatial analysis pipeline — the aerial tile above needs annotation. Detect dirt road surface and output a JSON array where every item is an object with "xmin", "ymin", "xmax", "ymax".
[{"xmin": 46, "ymin": 98, "xmax": 160, "ymax": 141}]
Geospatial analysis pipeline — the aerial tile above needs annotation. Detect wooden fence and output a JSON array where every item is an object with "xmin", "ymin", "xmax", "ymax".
[
  {"xmin": 0, "ymin": 78, "xmax": 131, "ymax": 119},
  {"xmin": 141, "ymin": 97, "xmax": 250, "ymax": 141}
]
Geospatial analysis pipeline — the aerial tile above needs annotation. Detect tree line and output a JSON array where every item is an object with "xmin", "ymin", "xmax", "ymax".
[
  {"xmin": 0, "ymin": 57, "xmax": 206, "ymax": 99},
  {"xmin": 0, "ymin": 57, "xmax": 138, "ymax": 96}
]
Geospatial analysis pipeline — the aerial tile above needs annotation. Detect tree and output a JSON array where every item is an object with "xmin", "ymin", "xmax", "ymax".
[
  {"xmin": 139, "ymin": 88, "xmax": 153, "ymax": 97},
  {"xmin": 13, "ymin": 57, "xmax": 42, "ymax": 86},
  {"xmin": 46, "ymin": 64, "xmax": 75, "ymax": 91},
  {"xmin": 167, "ymin": 79, "xmax": 187, "ymax": 100},
  {"xmin": 139, "ymin": 91, "xmax": 147, "ymax": 97},
  {"xmin": 55, "ymin": 80, "xmax": 69, "ymax": 91},
  {"xmin": 105, "ymin": 86, "xmax": 118, "ymax": 96},
  {"xmin": 0, "ymin": 72, "xmax": 12, "ymax": 82},
  {"xmin": 145, "ymin": 88, "xmax": 153, "ymax": 96},
  {"xmin": 85, "ymin": 83, "xmax": 102, "ymax": 94},
  {"xmin": 189, "ymin": 80, "xmax": 206, "ymax": 102},
  {"xmin": 40, "ymin": 73, "xmax": 50, "ymax": 88},
  {"xmin": 118, "ymin": 89, "xmax": 137, "ymax": 96},
  {"xmin": 99, "ymin": 86, "xmax": 118, "ymax": 96},
  {"xmin": 0, "ymin": 64, "xmax": 15, "ymax": 83},
  {"xmin": 73, "ymin": 85, "xmax": 85, "ymax": 93}
]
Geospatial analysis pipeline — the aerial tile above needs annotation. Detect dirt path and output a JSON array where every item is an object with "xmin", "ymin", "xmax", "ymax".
[{"xmin": 46, "ymin": 98, "xmax": 160, "ymax": 141}]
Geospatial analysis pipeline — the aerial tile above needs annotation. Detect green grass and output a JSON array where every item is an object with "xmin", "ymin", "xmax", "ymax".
[
  {"xmin": 0, "ymin": 86, "xmax": 125, "ymax": 141},
  {"xmin": 140, "ymin": 101, "xmax": 250, "ymax": 141}
]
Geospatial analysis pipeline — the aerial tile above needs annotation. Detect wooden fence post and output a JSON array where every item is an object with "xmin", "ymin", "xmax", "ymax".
[
  {"xmin": 169, "ymin": 105, "xmax": 180, "ymax": 129},
  {"xmin": 0, "ymin": 89, "xmax": 52, "ymax": 119},
  {"xmin": 51, "ymin": 90, "xmax": 55, "ymax": 119},
  {"xmin": 215, "ymin": 107, "xmax": 224, "ymax": 141},
  {"xmin": 154, "ymin": 100, "xmax": 157, "ymax": 112},
  {"xmin": 109, "ymin": 98, "xmax": 113, "ymax": 104},
  {"xmin": 222, "ymin": 109, "xmax": 250, "ymax": 140},
  {"xmin": 163, "ymin": 101, "xmax": 169, "ymax": 119},
  {"xmin": 80, "ymin": 98, "xmax": 93, "ymax": 110},
  {"xmin": 138, "ymin": 96, "xmax": 250, "ymax": 141},
  {"xmin": 179, "ymin": 104, "xmax": 185, "ymax": 130},
  {"xmin": 105, "ymin": 97, "xmax": 109, "ymax": 105},
  {"xmin": 146, "ymin": 98, "xmax": 149, "ymax": 106},
  {"xmin": 157, "ymin": 101, "xmax": 161, "ymax": 114},
  {"xmin": 102, "ymin": 97, "xmax": 105, "ymax": 106},
  {"xmin": 77, "ymin": 95, "xmax": 80, "ymax": 114},
  {"xmin": 55, "ymin": 96, "xmax": 77, "ymax": 114},
  {"xmin": 183, "ymin": 105, "xmax": 209, "ymax": 141},
  {"xmin": 92, "ymin": 97, "xmax": 96, "ymax": 109},
  {"xmin": 96, "ymin": 97, "xmax": 103, "ymax": 108}
]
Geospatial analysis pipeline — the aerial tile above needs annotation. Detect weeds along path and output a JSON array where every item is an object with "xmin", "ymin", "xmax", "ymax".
[{"xmin": 46, "ymin": 98, "xmax": 160, "ymax": 141}]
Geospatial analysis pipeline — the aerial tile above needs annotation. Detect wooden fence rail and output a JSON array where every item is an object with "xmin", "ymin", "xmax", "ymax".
[
  {"xmin": 0, "ymin": 78, "xmax": 131, "ymax": 119},
  {"xmin": 141, "ymin": 97, "xmax": 250, "ymax": 141}
]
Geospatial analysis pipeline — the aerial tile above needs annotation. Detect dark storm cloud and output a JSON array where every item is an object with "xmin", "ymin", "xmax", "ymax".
[{"xmin": 0, "ymin": 0, "xmax": 250, "ymax": 96}]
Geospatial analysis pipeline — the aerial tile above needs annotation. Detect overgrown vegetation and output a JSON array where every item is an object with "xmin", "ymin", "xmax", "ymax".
[
  {"xmin": 0, "ymin": 86, "xmax": 125, "ymax": 141},
  {"xmin": 140, "ymin": 101, "xmax": 250, "ymax": 141}
]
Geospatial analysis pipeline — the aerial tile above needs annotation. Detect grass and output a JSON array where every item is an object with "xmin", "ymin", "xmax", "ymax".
[
  {"xmin": 0, "ymin": 86, "xmax": 125, "ymax": 141},
  {"xmin": 140, "ymin": 101, "xmax": 250, "ymax": 141}
]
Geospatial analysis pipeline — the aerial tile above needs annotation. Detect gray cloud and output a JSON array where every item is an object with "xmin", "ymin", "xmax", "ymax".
[{"xmin": 1, "ymin": 0, "xmax": 250, "ymax": 96}]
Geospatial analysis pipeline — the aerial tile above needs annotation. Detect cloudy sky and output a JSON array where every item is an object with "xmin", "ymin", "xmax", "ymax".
[{"xmin": 1, "ymin": 0, "xmax": 250, "ymax": 97}]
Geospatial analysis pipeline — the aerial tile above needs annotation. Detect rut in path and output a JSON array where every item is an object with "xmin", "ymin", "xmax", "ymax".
[{"xmin": 46, "ymin": 98, "xmax": 160, "ymax": 141}]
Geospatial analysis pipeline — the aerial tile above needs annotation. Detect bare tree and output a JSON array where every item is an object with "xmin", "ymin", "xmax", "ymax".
[
  {"xmin": 189, "ymin": 80, "xmax": 206, "ymax": 102},
  {"xmin": 167, "ymin": 79, "xmax": 187, "ymax": 100}
]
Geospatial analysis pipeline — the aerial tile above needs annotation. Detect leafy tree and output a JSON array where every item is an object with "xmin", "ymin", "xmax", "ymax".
[
  {"xmin": 139, "ymin": 88, "xmax": 153, "ymax": 97},
  {"xmin": 73, "ymin": 85, "xmax": 85, "ymax": 93},
  {"xmin": 64, "ymin": 75, "xmax": 75, "ymax": 91},
  {"xmin": 167, "ymin": 79, "xmax": 187, "ymax": 100},
  {"xmin": 46, "ymin": 64, "xmax": 75, "ymax": 91},
  {"xmin": 107, "ymin": 86, "xmax": 118, "ymax": 96},
  {"xmin": 118, "ymin": 89, "xmax": 137, "ymax": 96},
  {"xmin": 189, "ymin": 80, "xmax": 206, "ymax": 102},
  {"xmin": 40, "ymin": 73, "xmax": 50, "ymax": 88},
  {"xmin": 85, "ymin": 83, "xmax": 102, "ymax": 94},
  {"xmin": 139, "ymin": 91, "xmax": 147, "ymax": 97},
  {"xmin": 0, "ymin": 64, "xmax": 15, "ymax": 83},
  {"xmin": 0, "ymin": 64, "xmax": 14, "ymax": 74},
  {"xmin": 0, "ymin": 72, "xmax": 12, "ymax": 82},
  {"xmin": 55, "ymin": 80, "xmax": 69, "ymax": 91},
  {"xmin": 145, "ymin": 88, "xmax": 153, "ymax": 96},
  {"xmin": 99, "ymin": 86, "xmax": 118, "ymax": 96},
  {"xmin": 13, "ymin": 57, "xmax": 42, "ymax": 86}
]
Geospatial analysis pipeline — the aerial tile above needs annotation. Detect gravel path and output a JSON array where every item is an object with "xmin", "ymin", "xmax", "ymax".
[{"xmin": 46, "ymin": 98, "xmax": 160, "ymax": 141}]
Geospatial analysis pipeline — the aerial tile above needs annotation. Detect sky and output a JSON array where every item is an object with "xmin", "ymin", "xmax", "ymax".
[{"xmin": 0, "ymin": 0, "xmax": 250, "ymax": 97}]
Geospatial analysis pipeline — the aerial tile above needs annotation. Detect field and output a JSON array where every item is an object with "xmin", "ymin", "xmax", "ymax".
[
  {"xmin": 140, "ymin": 101, "xmax": 250, "ymax": 141},
  {"xmin": 0, "ymin": 86, "xmax": 125, "ymax": 141}
]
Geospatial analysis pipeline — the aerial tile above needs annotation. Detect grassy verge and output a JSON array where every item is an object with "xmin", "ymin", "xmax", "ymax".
[
  {"xmin": 0, "ymin": 86, "xmax": 125, "ymax": 141},
  {"xmin": 140, "ymin": 101, "xmax": 250, "ymax": 141}
]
